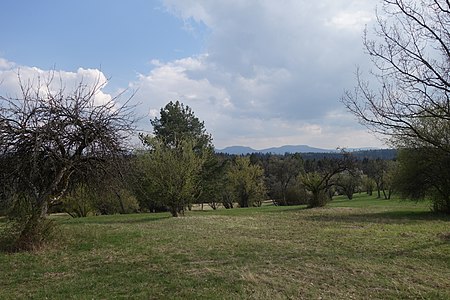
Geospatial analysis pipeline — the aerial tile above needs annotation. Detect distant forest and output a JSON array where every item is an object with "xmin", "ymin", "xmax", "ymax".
[
  {"xmin": 300, "ymin": 149, "xmax": 397, "ymax": 161},
  {"xmin": 225, "ymin": 149, "xmax": 397, "ymax": 161}
]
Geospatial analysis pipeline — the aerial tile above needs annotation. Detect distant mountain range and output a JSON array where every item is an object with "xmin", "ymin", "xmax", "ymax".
[{"xmin": 216, "ymin": 145, "xmax": 378, "ymax": 155}]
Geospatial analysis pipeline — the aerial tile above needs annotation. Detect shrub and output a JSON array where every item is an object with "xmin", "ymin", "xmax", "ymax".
[{"xmin": 0, "ymin": 195, "xmax": 55, "ymax": 252}]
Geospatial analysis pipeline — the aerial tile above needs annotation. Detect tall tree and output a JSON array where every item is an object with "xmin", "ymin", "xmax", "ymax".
[
  {"xmin": 149, "ymin": 100, "xmax": 212, "ymax": 150},
  {"xmin": 342, "ymin": 0, "xmax": 450, "ymax": 153},
  {"xmin": 142, "ymin": 101, "xmax": 219, "ymax": 210},
  {"xmin": 342, "ymin": 0, "xmax": 450, "ymax": 213},
  {"xmin": 0, "ymin": 76, "xmax": 135, "ymax": 251}
]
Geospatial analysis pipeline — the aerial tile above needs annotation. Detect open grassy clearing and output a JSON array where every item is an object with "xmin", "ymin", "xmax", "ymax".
[{"xmin": 1, "ymin": 194, "xmax": 449, "ymax": 299}]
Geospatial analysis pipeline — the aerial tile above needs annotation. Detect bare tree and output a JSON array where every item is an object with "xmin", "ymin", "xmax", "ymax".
[
  {"xmin": 0, "ymin": 74, "xmax": 135, "ymax": 250},
  {"xmin": 342, "ymin": 0, "xmax": 450, "ymax": 152},
  {"xmin": 301, "ymin": 154, "xmax": 355, "ymax": 208}
]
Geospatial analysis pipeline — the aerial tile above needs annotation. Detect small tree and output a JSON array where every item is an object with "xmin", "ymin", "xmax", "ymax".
[
  {"xmin": 362, "ymin": 159, "xmax": 387, "ymax": 198},
  {"xmin": 301, "ymin": 155, "xmax": 355, "ymax": 208},
  {"xmin": 381, "ymin": 160, "xmax": 397, "ymax": 200},
  {"xmin": 301, "ymin": 172, "xmax": 330, "ymax": 208},
  {"xmin": 61, "ymin": 183, "xmax": 95, "ymax": 218},
  {"xmin": 139, "ymin": 137, "xmax": 206, "ymax": 217},
  {"xmin": 0, "ymin": 75, "xmax": 135, "ymax": 251},
  {"xmin": 361, "ymin": 175, "xmax": 376, "ymax": 196},
  {"xmin": 227, "ymin": 156, "xmax": 266, "ymax": 207},
  {"xmin": 266, "ymin": 154, "xmax": 304, "ymax": 206},
  {"xmin": 336, "ymin": 171, "xmax": 361, "ymax": 200}
]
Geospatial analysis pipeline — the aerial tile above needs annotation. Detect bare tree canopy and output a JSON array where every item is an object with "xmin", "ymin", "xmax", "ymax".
[
  {"xmin": 0, "ymin": 73, "xmax": 135, "ymax": 250},
  {"xmin": 343, "ymin": 0, "xmax": 450, "ymax": 152}
]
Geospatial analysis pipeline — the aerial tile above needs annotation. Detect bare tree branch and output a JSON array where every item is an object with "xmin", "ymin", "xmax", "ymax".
[{"xmin": 342, "ymin": 0, "xmax": 450, "ymax": 153}]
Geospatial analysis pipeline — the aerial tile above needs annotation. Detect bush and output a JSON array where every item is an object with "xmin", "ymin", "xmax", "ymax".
[
  {"xmin": 395, "ymin": 148, "xmax": 450, "ymax": 214},
  {"xmin": 0, "ymin": 195, "xmax": 55, "ymax": 252},
  {"xmin": 272, "ymin": 182, "xmax": 308, "ymax": 206},
  {"xmin": 63, "ymin": 185, "xmax": 140, "ymax": 217},
  {"xmin": 301, "ymin": 172, "xmax": 332, "ymax": 208},
  {"xmin": 92, "ymin": 189, "xmax": 140, "ymax": 215},
  {"xmin": 62, "ymin": 184, "xmax": 96, "ymax": 218},
  {"xmin": 285, "ymin": 185, "xmax": 308, "ymax": 205}
]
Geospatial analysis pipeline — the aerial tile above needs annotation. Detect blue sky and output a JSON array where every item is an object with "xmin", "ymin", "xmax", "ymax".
[
  {"xmin": 0, "ymin": 0, "xmax": 205, "ymax": 85},
  {"xmin": 0, "ymin": 0, "xmax": 385, "ymax": 149}
]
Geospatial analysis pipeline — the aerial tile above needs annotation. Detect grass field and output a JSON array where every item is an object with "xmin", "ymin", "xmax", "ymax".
[{"xmin": 1, "ymin": 194, "xmax": 449, "ymax": 299}]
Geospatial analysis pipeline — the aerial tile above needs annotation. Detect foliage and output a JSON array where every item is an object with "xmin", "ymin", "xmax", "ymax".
[
  {"xmin": 335, "ymin": 171, "xmax": 361, "ymax": 200},
  {"xmin": 265, "ymin": 154, "xmax": 304, "ymax": 205},
  {"xmin": 361, "ymin": 175, "xmax": 376, "ymax": 196},
  {"xmin": 227, "ymin": 156, "xmax": 266, "ymax": 207},
  {"xmin": 300, "ymin": 172, "xmax": 330, "ymax": 208},
  {"xmin": 301, "ymin": 154, "xmax": 355, "ymax": 207},
  {"xmin": 61, "ymin": 184, "xmax": 95, "ymax": 218},
  {"xmin": 0, "ymin": 195, "xmax": 55, "ymax": 252},
  {"xmin": 395, "ymin": 148, "xmax": 450, "ymax": 213},
  {"xmin": 147, "ymin": 100, "xmax": 213, "ymax": 150},
  {"xmin": 194, "ymin": 151, "xmax": 227, "ymax": 209},
  {"xmin": 0, "ymin": 75, "xmax": 135, "ymax": 251},
  {"xmin": 359, "ymin": 159, "xmax": 397, "ymax": 200},
  {"xmin": 380, "ymin": 160, "xmax": 398, "ymax": 200},
  {"xmin": 282, "ymin": 177, "xmax": 308, "ymax": 206},
  {"xmin": 139, "ymin": 137, "xmax": 206, "ymax": 217},
  {"xmin": 92, "ymin": 188, "xmax": 140, "ymax": 216}
]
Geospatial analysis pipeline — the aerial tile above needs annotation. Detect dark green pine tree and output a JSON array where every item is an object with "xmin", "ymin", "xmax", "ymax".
[{"xmin": 149, "ymin": 101, "xmax": 213, "ymax": 151}]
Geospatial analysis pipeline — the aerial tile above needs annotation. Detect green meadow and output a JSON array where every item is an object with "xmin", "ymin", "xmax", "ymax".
[{"xmin": 1, "ymin": 194, "xmax": 449, "ymax": 299}]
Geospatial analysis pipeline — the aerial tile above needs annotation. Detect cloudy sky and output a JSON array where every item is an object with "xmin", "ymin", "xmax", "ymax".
[{"xmin": 0, "ymin": 0, "xmax": 385, "ymax": 150}]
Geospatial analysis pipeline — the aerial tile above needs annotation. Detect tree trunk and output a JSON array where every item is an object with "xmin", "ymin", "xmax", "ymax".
[
  {"xmin": 115, "ymin": 191, "xmax": 126, "ymax": 214},
  {"xmin": 13, "ymin": 198, "xmax": 52, "ymax": 251},
  {"xmin": 376, "ymin": 183, "xmax": 381, "ymax": 198},
  {"xmin": 170, "ymin": 207, "xmax": 179, "ymax": 217}
]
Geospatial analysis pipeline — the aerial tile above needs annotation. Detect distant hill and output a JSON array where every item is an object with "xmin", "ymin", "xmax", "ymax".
[
  {"xmin": 217, "ymin": 145, "xmax": 337, "ymax": 155},
  {"xmin": 217, "ymin": 146, "xmax": 258, "ymax": 155},
  {"xmin": 216, "ymin": 145, "xmax": 397, "ymax": 160}
]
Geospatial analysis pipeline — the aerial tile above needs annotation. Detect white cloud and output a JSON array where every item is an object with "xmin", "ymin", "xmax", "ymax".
[
  {"xmin": 0, "ymin": 58, "xmax": 15, "ymax": 70},
  {"xmin": 128, "ymin": 0, "xmax": 382, "ymax": 149},
  {"xmin": 0, "ymin": 63, "xmax": 112, "ymax": 106},
  {"xmin": 327, "ymin": 10, "xmax": 374, "ymax": 31}
]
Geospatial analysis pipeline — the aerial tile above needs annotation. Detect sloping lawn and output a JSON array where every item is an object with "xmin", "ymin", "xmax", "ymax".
[{"xmin": 1, "ymin": 194, "xmax": 449, "ymax": 299}]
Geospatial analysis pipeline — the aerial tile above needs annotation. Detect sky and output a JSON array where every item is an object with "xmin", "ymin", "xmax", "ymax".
[{"xmin": 0, "ymin": 0, "xmax": 386, "ymax": 150}]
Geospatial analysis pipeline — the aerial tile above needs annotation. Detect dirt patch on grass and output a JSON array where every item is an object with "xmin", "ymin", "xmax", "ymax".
[{"xmin": 437, "ymin": 232, "xmax": 450, "ymax": 242}]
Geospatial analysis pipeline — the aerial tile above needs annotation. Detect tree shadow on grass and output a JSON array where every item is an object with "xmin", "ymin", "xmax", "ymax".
[
  {"xmin": 385, "ymin": 240, "xmax": 449, "ymax": 259},
  {"xmin": 263, "ymin": 205, "xmax": 308, "ymax": 214},
  {"xmin": 306, "ymin": 210, "xmax": 450, "ymax": 225}
]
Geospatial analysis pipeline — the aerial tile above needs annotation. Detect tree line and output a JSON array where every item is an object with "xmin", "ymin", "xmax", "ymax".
[{"xmin": 60, "ymin": 101, "xmax": 404, "ymax": 216}]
